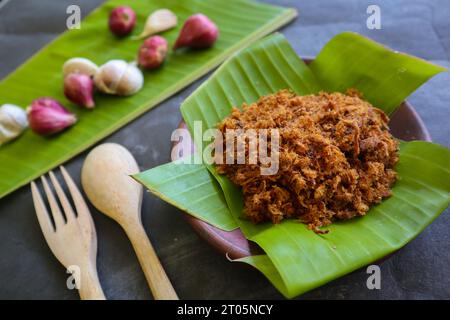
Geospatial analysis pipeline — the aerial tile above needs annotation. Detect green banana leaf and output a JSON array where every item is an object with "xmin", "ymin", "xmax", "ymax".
[
  {"xmin": 237, "ymin": 141, "xmax": 450, "ymax": 298},
  {"xmin": 134, "ymin": 156, "xmax": 237, "ymax": 231},
  {"xmin": 309, "ymin": 32, "xmax": 446, "ymax": 115},
  {"xmin": 135, "ymin": 32, "xmax": 450, "ymax": 298},
  {"xmin": 0, "ymin": 0, "xmax": 296, "ymax": 199}
]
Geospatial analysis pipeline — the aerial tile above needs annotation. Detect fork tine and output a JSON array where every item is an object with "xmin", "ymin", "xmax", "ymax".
[
  {"xmin": 49, "ymin": 170, "xmax": 76, "ymax": 221},
  {"xmin": 31, "ymin": 181, "xmax": 55, "ymax": 234},
  {"xmin": 41, "ymin": 175, "xmax": 66, "ymax": 229},
  {"xmin": 59, "ymin": 166, "xmax": 91, "ymax": 223}
]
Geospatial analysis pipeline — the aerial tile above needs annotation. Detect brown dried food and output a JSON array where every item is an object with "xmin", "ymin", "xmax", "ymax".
[{"xmin": 215, "ymin": 90, "xmax": 399, "ymax": 232}]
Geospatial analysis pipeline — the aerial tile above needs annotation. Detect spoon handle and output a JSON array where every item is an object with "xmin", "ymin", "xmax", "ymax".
[{"xmin": 125, "ymin": 220, "xmax": 179, "ymax": 300}]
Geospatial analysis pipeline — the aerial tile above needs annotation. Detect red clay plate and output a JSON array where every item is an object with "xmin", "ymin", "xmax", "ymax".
[{"xmin": 171, "ymin": 58, "xmax": 432, "ymax": 260}]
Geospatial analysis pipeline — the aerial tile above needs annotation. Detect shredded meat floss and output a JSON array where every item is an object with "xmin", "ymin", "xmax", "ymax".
[{"xmin": 215, "ymin": 90, "xmax": 399, "ymax": 233}]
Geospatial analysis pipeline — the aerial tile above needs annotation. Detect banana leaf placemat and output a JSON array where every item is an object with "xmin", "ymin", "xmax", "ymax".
[{"xmin": 0, "ymin": 0, "xmax": 296, "ymax": 198}]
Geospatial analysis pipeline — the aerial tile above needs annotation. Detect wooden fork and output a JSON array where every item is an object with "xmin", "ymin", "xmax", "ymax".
[{"xmin": 31, "ymin": 166, "xmax": 105, "ymax": 300}]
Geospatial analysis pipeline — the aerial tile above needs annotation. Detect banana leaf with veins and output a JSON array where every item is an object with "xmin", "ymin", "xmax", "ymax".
[
  {"xmin": 0, "ymin": 0, "xmax": 296, "ymax": 198},
  {"xmin": 135, "ymin": 32, "xmax": 450, "ymax": 298}
]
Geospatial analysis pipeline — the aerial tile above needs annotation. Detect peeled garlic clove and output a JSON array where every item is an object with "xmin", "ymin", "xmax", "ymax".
[
  {"xmin": 27, "ymin": 98, "xmax": 77, "ymax": 135},
  {"xmin": 94, "ymin": 60, "xmax": 143, "ymax": 96},
  {"xmin": 64, "ymin": 73, "xmax": 95, "ymax": 108},
  {"xmin": 0, "ymin": 104, "xmax": 28, "ymax": 146},
  {"xmin": 136, "ymin": 9, "xmax": 177, "ymax": 39},
  {"xmin": 174, "ymin": 14, "xmax": 218, "ymax": 49},
  {"xmin": 63, "ymin": 58, "xmax": 99, "ymax": 78}
]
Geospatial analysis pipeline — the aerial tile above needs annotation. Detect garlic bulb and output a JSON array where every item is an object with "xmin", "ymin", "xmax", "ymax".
[
  {"xmin": 94, "ymin": 60, "xmax": 144, "ymax": 96},
  {"xmin": 63, "ymin": 57, "xmax": 99, "ymax": 78},
  {"xmin": 136, "ymin": 9, "xmax": 177, "ymax": 39},
  {"xmin": 0, "ymin": 104, "xmax": 28, "ymax": 146}
]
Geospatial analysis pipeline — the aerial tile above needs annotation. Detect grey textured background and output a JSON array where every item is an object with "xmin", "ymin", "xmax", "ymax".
[{"xmin": 0, "ymin": 0, "xmax": 449, "ymax": 299}]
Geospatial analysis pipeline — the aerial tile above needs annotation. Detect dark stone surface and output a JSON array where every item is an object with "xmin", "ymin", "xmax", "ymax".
[{"xmin": 0, "ymin": 0, "xmax": 448, "ymax": 299}]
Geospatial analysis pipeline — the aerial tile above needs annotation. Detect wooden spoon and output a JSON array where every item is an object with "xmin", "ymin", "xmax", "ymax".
[{"xmin": 81, "ymin": 143, "xmax": 178, "ymax": 300}]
